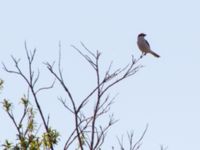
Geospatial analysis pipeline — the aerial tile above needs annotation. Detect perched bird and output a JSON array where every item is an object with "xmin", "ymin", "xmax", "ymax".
[{"xmin": 137, "ymin": 33, "xmax": 160, "ymax": 58}]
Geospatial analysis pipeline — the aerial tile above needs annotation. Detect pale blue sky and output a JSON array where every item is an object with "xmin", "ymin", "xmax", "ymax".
[{"xmin": 0, "ymin": 0, "xmax": 200, "ymax": 149}]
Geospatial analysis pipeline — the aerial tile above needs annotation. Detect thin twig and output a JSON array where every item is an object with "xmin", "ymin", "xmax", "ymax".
[
  {"xmin": 35, "ymin": 79, "xmax": 56, "ymax": 94},
  {"xmin": 131, "ymin": 124, "xmax": 148, "ymax": 150}
]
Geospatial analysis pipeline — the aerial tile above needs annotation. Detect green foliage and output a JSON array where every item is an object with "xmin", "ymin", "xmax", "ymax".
[
  {"xmin": 0, "ymin": 45, "xmax": 149, "ymax": 150},
  {"xmin": 76, "ymin": 133, "xmax": 86, "ymax": 150},
  {"xmin": 1, "ymin": 97, "xmax": 60, "ymax": 150},
  {"xmin": 42, "ymin": 127, "xmax": 60, "ymax": 149},
  {"xmin": 0, "ymin": 79, "xmax": 3, "ymax": 90},
  {"xmin": 1, "ymin": 140, "xmax": 12, "ymax": 150},
  {"xmin": 2, "ymin": 99, "xmax": 12, "ymax": 112}
]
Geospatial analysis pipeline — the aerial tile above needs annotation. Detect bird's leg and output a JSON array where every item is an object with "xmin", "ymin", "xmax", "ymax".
[{"xmin": 140, "ymin": 52, "xmax": 145, "ymax": 59}]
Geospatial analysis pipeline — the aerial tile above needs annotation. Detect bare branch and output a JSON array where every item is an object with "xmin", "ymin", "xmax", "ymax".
[
  {"xmin": 80, "ymin": 42, "xmax": 96, "ymax": 58},
  {"xmin": 64, "ymin": 129, "xmax": 77, "ymax": 150},
  {"xmin": 160, "ymin": 145, "xmax": 168, "ymax": 150},
  {"xmin": 76, "ymin": 81, "xmax": 105, "ymax": 113},
  {"xmin": 2, "ymin": 62, "xmax": 20, "ymax": 75},
  {"xmin": 58, "ymin": 97, "xmax": 74, "ymax": 114},
  {"xmin": 3, "ymin": 56, "xmax": 31, "ymax": 87},
  {"xmin": 117, "ymin": 135, "xmax": 125, "ymax": 150},
  {"xmin": 47, "ymin": 114, "xmax": 50, "ymax": 127},
  {"xmin": 94, "ymin": 115, "xmax": 117, "ymax": 150},
  {"xmin": 100, "ymin": 58, "xmax": 143, "ymax": 97},
  {"xmin": 19, "ymin": 100, "xmax": 29, "ymax": 131},
  {"xmin": 44, "ymin": 43, "xmax": 143, "ymax": 150},
  {"xmin": 33, "ymin": 69, "xmax": 40, "ymax": 87},
  {"xmin": 3, "ymin": 44, "xmax": 54, "ymax": 150},
  {"xmin": 116, "ymin": 124, "xmax": 148, "ymax": 150},
  {"xmin": 45, "ymin": 63, "xmax": 75, "ymax": 107},
  {"xmin": 71, "ymin": 44, "xmax": 96, "ymax": 70},
  {"xmin": 35, "ymin": 79, "xmax": 56, "ymax": 94},
  {"xmin": 7, "ymin": 110, "xmax": 22, "ymax": 137},
  {"xmin": 46, "ymin": 44, "xmax": 85, "ymax": 150},
  {"xmin": 131, "ymin": 124, "xmax": 148, "ymax": 150},
  {"xmin": 58, "ymin": 41, "xmax": 64, "ymax": 81},
  {"xmin": 24, "ymin": 41, "xmax": 36, "ymax": 63}
]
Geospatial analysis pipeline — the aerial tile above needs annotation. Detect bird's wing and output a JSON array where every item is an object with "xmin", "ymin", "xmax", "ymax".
[{"xmin": 145, "ymin": 39, "xmax": 150, "ymax": 48}]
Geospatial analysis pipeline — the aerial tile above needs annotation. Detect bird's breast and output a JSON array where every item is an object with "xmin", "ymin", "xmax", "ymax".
[{"xmin": 137, "ymin": 39, "xmax": 150, "ymax": 53}]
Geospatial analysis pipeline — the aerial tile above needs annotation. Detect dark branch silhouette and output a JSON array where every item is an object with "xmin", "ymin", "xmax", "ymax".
[
  {"xmin": 2, "ymin": 42, "xmax": 55, "ymax": 150},
  {"xmin": 45, "ymin": 42, "xmax": 143, "ymax": 150},
  {"xmin": 1, "ymin": 42, "xmax": 165, "ymax": 150},
  {"xmin": 116, "ymin": 124, "xmax": 148, "ymax": 150}
]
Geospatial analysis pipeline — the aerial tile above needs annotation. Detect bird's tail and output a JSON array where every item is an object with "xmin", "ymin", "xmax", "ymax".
[{"xmin": 149, "ymin": 50, "xmax": 160, "ymax": 58}]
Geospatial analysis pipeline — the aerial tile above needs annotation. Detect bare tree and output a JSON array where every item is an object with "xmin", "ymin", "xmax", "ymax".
[
  {"xmin": 116, "ymin": 124, "xmax": 148, "ymax": 150},
  {"xmin": 1, "ymin": 42, "xmax": 164, "ymax": 150},
  {"xmin": 45, "ymin": 42, "xmax": 143, "ymax": 150},
  {"xmin": 2, "ymin": 42, "xmax": 57, "ymax": 150}
]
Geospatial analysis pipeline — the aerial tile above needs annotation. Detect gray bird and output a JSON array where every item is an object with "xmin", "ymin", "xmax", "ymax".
[{"xmin": 137, "ymin": 33, "xmax": 160, "ymax": 58}]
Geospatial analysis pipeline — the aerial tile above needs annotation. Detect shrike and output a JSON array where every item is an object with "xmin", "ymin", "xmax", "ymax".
[{"xmin": 137, "ymin": 33, "xmax": 160, "ymax": 58}]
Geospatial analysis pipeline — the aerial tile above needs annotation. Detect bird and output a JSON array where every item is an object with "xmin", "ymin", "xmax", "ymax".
[{"xmin": 137, "ymin": 33, "xmax": 160, "ymax": 58}]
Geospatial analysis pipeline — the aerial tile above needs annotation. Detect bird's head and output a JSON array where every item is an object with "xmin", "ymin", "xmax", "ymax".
[{"xmin": 138, "ymin": 33, "xmax": 146, "ymax": 37}]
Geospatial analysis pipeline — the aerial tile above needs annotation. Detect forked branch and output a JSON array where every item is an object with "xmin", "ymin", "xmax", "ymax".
[
  {"xmin": 2, "ymin": 42, "xmax": 55, "ymax": 150},
  {"xmin": 47, "ymin": 42, "xmax": 143, "ymax": 150}
]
